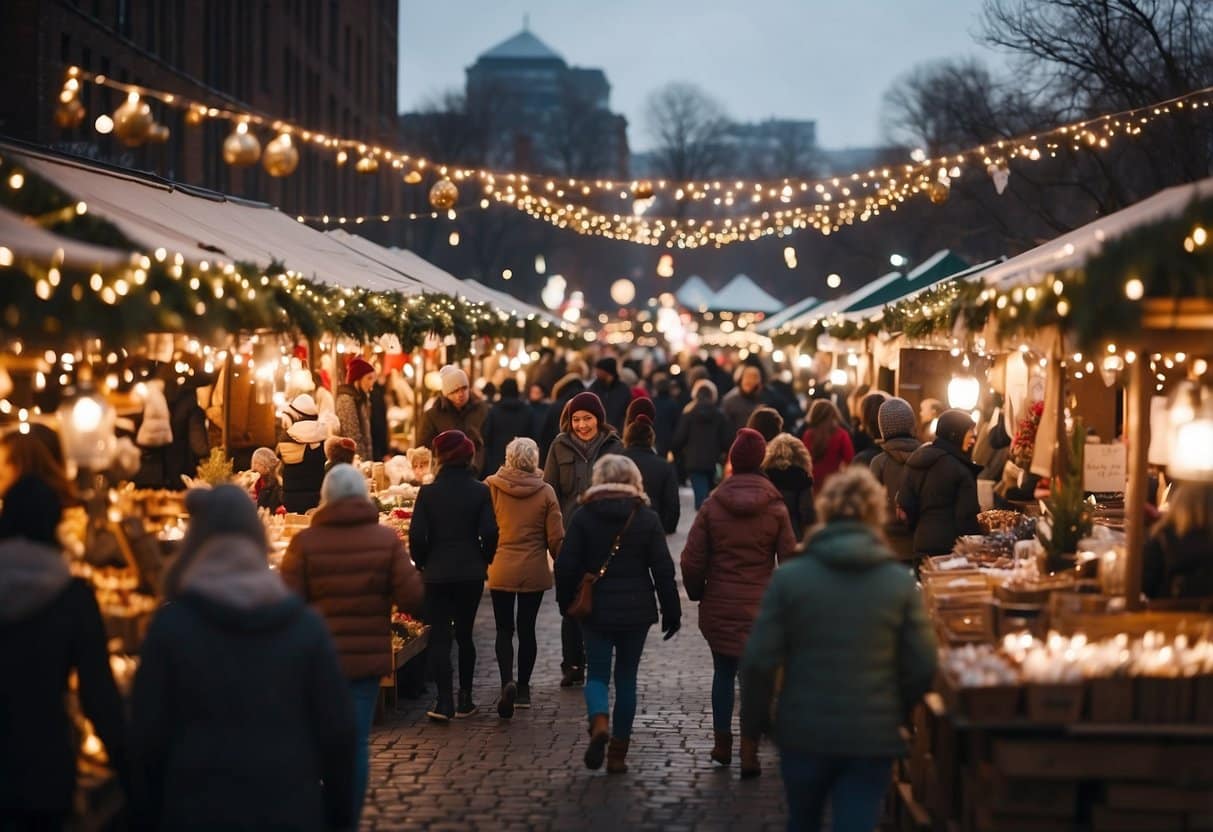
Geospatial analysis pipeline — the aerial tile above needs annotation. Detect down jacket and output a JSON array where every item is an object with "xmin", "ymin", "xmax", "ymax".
[
  {"xmin": 281, "ymin": 497, "xmax": 425, "ymax": 679},
  {"xmin": 680, "ymin": 473, "xmax": 797, "ymax": 657},
  {"xmin": 870, "ymin": 436, "xmax": 922, "ymax": 559},
  {"xmin": 739, "ymin": 521, "xmax": 936, "ymax": 757},
  {"xmin": 554, "ymin": 486, "xmax": 681, "ymax": 634},
  {"xmin": 486, "ymin": 467, "xmax": 565, "ymax": 593},
  {"xmin": 897, "ymin": 438, "xmax": 982, "ymax": 556},
  {"xmin": 409, "ymin": 464, "xmax": 499, "ymax": 584},
  {"xmin": 671, "ymin": 399, "xmax": 732, "ymax": 474}
]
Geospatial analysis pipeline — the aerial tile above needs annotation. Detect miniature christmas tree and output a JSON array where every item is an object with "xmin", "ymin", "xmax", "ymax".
[
  {"xmin": 195, "ymin": 447, "xmax": 235, "ymax": 486},
  {"xmin": 1037, "ymin": 418, "xmax": 1093, "ymax": 573}
]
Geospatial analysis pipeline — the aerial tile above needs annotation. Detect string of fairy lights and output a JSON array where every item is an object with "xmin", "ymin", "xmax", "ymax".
[{"xmin": 52, "ymin": 65, "xmax": 1213, "ymax": 247}]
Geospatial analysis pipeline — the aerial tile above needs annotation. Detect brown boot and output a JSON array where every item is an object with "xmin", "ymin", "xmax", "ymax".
[
  {"xmin": 710, "ymin": 731, "xmax": 733, "ymax": 766},
  {"xmin": 584, "ymin": 714, "xmax": 609, "ymax": 770},
  {"xmin": 739, "ymin": 736, "xmax": 761, "ymax": 779},
  {"xmin": 606, "ymin": 737, "xmax": 630, "ymax": 774}
]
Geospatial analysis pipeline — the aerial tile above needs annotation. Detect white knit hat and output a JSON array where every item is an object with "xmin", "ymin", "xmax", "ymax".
[{"xmin": 439, "ymin": 365, "xmax": 469, "ymax": 396}]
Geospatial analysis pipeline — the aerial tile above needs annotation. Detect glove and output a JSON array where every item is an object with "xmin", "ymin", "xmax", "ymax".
[{"xmin": 662, "ymin": 615, "xmax": 681, "ymax": 641}]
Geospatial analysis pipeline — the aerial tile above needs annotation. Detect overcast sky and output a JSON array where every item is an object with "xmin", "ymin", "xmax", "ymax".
[{"xmin": 399, "ymin": 0, "xmax": 1005, "ymax": 150}]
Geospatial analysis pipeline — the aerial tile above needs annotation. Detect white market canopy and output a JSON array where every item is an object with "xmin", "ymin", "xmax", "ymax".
[
  {"xmin": 756, "ymin": 294, "xmax": 822, "ymax": 333},
  {"xmin": 675, "ymin": 275, "xmax": 715, "ymax": 310},
  {"xmin": 705, "ymin": 273, "xmax": 783, "ymax": 314}
]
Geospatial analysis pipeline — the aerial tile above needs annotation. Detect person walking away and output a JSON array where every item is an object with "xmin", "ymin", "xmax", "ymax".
[
  {"xmin": 482, "ymin": 378, "xmax": 534, "ymax": 479},
  {"xmin": 672, "ymin": 380, "xmax": 732, "ymax": 510},
  {"xmin": 409, "ymin": 430, "xmax": 499, "ymax": 721},
  {"xmin": 741, "ymin": 467, "xmax": 936, "ymax": 831},
  {"xmin": 721, "ymin": 365, "xmax": 767, "ymax": 435},
  {"xmin": 418, "ymin": 365, "xmax": 491, "ymax": 475},
  {"xmin": 0, "ymin": 476, "xmax": 130, "ymax": 830},
  {"xmin": 852, "ymin": 391, "xmax": 889, "ymax": 467},
  {"xmin": 589, "ymin": 357, "xmax": 632, "ymax": 434},
  {"xmin": 651, "ymin": 377, "xmax": 682, "ymax": 458},
  {"xmin": 544, "ymin": 392, "xmax": 624, "ymax": 687},
  {"xmin": 802, "ymin": 400, "xmax": 854, "ymax": 494},
  {"xmin": 1142, "ymin": 482, "xmax": 1213, "ymax": 599},
  {"xmin": 747, "ymin": 406, "xmax": 784, "ymax": 442},
  {"xmin": 276, "ymin": 394, "xmax": 334, "ymax": 514},
  {"xmin": 281, "ymin": 464, "xmax": 424, "ymax": 824},
  {"xmin": 249, "ymin": 446, "xmax": 284, "ymax": 511},
  {"xmin": 681, "ymin": 429, "xmax": 796, "ymax": 778},
  {"xmin": 336, "ymin": 357, "xmax": 376, "ymax": 461},
  {"xmin": 621, "ymin": 414, "xmax": 680, "ymax": 534},
  {"xmin": 762, "ymin": 434, "xmax": 817, "ymax": 540},
  {"xmin": 486, "ymin": 438, "xmax": 564, "ymax": 716},
  {"xmin": 132, "ymin": 485, "xmax": 356, "ymax": 831},
  {"xmin": 898, "ymin": 409, "xmax": 982, "ymax": 558},
  {"xmin": 869, "ymin": 398, "xmax": 922, "ymax": 561},
  {"xmin": 555, "ymin": 456, "xmax": 681, "ymax": 774}
]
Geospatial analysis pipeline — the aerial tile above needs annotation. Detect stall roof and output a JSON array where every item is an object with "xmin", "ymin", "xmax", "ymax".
[
  {"xmin": 842, "ymin": 250, "xmax": 968, "ymax": 314},
  {"xmin": 755, "ymin": 294, "xmax": 822, "ymax": 333},
  {"xmin": 782, "ymin": 270, "xmax": 903, "ymax": 329},
  {"xmin": 675, "ymin": 275, "xmax": 715, "ymax": 310},
  {"xmin": 324, "ymin": 229, "xmax": 495, "ymax": 302},
  {"xmin": 707, "ymin": 273, "xmax": 783, "ymax": 313},
  {"xmin": 979, "ymin": 176, "xmax": 1213, "ymax": 290},
  {"xmin": 463, "ymin": 280, "xmax": 569, "ymax": 328},
  {"xmin": 2, "ymin": 142, "xmax": 424, "ymax": 293},
  {"xmin": 0, "ymin": 202, "xmax": 132, "ymax": 270}
]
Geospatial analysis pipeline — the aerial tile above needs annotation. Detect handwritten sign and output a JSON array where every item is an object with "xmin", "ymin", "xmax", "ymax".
[{"xmin": 1084, "ymin": 443, "xmax": 1127, "ymax": 493}]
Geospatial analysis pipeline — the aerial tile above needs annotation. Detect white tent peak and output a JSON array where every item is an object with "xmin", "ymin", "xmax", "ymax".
[
  {"xmin": 708, "ymin": 274, "xmax": 783, "ymax": 313},
  {"xmin": 675, "ymin": 275, "xmax": 715, "ymax": 310}
]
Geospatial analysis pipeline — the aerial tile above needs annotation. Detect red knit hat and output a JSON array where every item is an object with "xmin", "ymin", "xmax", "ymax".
[
  {"xmin": 625, "ymin": 396, "xmax": 656, "ymax": 428},
  {"xmin": 729, "ymin": 428, "xmax": 767, "ymax": 474},
  {"xmin": 346, "ymin": 357, "xmax": 375, "ymax": 385},
  {"xmin": 433, "ymin": 429, "xmax": 475, "ymax": 467},
  {"xmin": 566, "ymin": 391, "xmax": 606, "ymax": 426}
]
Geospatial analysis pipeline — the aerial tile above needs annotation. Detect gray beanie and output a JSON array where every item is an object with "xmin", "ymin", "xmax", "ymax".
[{"xmin": 877, "ymin": 397, "xmax": 917, "ymax": 440}]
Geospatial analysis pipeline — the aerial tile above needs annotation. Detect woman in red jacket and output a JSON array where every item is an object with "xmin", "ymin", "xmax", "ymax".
[
  {"xmin": 801, "ymin": 400, "xmax": 854, "ymax": 494},
  {"xmin": 680, "ymin": 429, "xmax": 797, "ymax": 778}
]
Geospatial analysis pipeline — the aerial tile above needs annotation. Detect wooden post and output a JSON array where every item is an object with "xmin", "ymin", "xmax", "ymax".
[{"xmin": 1123, "ymin": 351, "xmax": 1150, "ymax": 611}]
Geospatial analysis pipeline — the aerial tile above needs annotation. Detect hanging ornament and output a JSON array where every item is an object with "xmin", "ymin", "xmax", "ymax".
[
  {"xmin": 185, "ymin": 105, "xmax": 206, "ymax": 126},
  {"xmin": 354, "ymin": 155, "xmax": 379, "ymax": 174},
  {"xmin": 987, "ymin": 162, "xmax": 1011, "ymax": 195},
  {"xmin": 429, "ymin": 179, "xmax": 459, "ymax": 211},
  {"xmin": 54, "ymin": 98, "xmax": 86, "ymax": 129},
  {"xmin": 633, "ymin": 181, "xmax": 654, "ymax": 200},
  {"xmin": 403, "ymin": 170, "xmax": 423, "ymax": 185},
  {"xmin": 223, "ymin": 122, "xmax": 261, "ymax": 167},
  {"xmin": 928, "ymin": 180, "xmax": 950, "ymax": 204},
  {"xmin": 113, "ymin": 93, "xmax": 153, "ymax": 147},
  {"xmin": 147, "ymin": 123, "xmax": 171, "ymax": 143},
  {"xmin": 262, "ymin": 132, "xmax": 299, "ymax": 177}
]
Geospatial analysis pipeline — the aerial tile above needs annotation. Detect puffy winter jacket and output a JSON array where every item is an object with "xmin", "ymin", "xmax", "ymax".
[
  {"xmin": 622, "ymin": 445, "xmax": 681, "ymax": 534},
  {"xmin": 763, "ymin": 464, "xmax": 817, "ymax": 540},
  {"xmin": 672, "ymin": 400, "xmax": 732, "ymax": 473},
  {"xmin": 409, "ymin": 464, "xmax": 499, "ymax": 583},
  {"xmin": 486, "ymin": 467, "xmax": 564, "ymax": 593},
  {"xmin": 740, "ymin": 521, "xmax": 936, "ymax": 756},
  {"xmin": 680, "ymin": 473, "xmax": 797, "ymax": 657},
  {"xmin": 897, "ymin": 439, "xmax": 982, "ymax": 556},
  {"xmin": 281, "ymin": 497, "xmax": 424, "ymax": 679}
]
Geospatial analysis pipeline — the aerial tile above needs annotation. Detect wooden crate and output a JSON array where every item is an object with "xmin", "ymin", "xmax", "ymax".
[
  {"xmin": 1088, "ymin": 676, "xmax": 1134, "ymax": 722},
  {"xmin": 1135, "ymin": 676, "xmax": 1194, "ymax": 723},
  {"xmin": 1025, "ymin": 683, "xmax": 1085, "ymax": 724},
  {"xmin": 938, "ymin": 674, "xmax": 1021, "ymax": 723}
]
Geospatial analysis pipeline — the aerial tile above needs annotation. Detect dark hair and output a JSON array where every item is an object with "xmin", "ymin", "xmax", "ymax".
[
  {"xmin": 0, "ymin": 475, "xmax": 63, "ymax": 544},
  {"xmin": 499, "ymin": 378, "xmax": 520, "ymax": 399},
  {"xmin": 0, "ymin": 430, "xmax": 74, "ymax": 505},
  {"xmin": 807, "ymin": 400, "xmax": 843, "ymax": 462}
]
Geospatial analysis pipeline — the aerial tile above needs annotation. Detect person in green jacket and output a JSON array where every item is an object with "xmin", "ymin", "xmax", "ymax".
[{"xmin": 740, "ymin": 466, "xmax": 936, "ymax": 832}]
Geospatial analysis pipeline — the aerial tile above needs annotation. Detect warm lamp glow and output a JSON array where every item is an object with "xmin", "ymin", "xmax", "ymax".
[{"xmin": 947, "ymin": 374, "xmax": 981, "ymax": 411}]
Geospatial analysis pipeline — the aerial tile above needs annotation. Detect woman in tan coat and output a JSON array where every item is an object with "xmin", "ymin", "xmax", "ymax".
[
  {"xmin": 281, "ymin": 463, "xmax": 424, "ymax": 826},
  {"xmin": 486, "ymin": 438, "xmax": 564, "ymax": 718}
]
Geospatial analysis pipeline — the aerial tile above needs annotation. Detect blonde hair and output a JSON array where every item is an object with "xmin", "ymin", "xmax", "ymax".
[
  {"xmin": 763, "ymin": 433, "xmax": 812, "ymax": 474},
  {"xmin": 504, "ymin": 437, "xmax": 540, "ymax": 472},
  {"xmin": 815, "ymin": 466, "xmax": 885, "ymax": 528},
  {"xmin": 591, "ymin": 454, "xmax": 644, "ymax": 492}
]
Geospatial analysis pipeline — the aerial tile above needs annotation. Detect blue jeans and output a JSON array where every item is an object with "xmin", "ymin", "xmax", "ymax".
[
  {"xmin": 583, "ymin": 627, "xmax": 649, "ymax": 739},
  {"xmin": 690, "ymin": 470, "xmax": 713, "ymax": 509},
  {"xmin": 349, "ymin": 677, "xmax": 382, "ymax": 826},
  {"xmin": 779, "ymin": 751, "xmax": 893, "ymax": 832},
  {"xmin": 711, "ymin": 652, "xmax": 739, "ymax": 734}
]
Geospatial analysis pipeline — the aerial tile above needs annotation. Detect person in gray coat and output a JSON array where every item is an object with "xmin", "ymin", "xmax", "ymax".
[{"xmin": 869, "ymin": 398, "xmax": 923, "ymax": 560}]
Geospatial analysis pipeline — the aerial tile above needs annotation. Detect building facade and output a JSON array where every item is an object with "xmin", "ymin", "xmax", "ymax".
[{"xmin": 0, "ymin": 0, "xmax": 402, "ymax": 220}]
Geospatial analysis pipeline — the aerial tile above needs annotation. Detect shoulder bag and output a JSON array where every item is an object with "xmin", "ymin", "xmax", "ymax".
[{"xmin": 567, "ymin": 505, "xmax": 638, "ymax": 620}]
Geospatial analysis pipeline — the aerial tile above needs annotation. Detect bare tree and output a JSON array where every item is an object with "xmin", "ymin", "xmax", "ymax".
[
  {"xmin": 644, "ymin": 82, "xmax": 735, "ymax": 181},
  {"xmin": 550, "ymin": 75, "xmax": 624, "ymax": 178}
]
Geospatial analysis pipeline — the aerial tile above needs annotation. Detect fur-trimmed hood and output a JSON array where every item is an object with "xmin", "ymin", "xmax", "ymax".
[
  {"xmin": 178, "ymin": 535, "xmax": 291, "ymax": 614},
  {"xmin": 579, "ymin": 483, "xmax": 650, "ymax": 506},
  {"xmin": 0, "ymin": 538, "xmax": 72, "ymax": 621},
  {"xmin": 551, "ymin": 373, "xmax": 586, "ymax": 404}
]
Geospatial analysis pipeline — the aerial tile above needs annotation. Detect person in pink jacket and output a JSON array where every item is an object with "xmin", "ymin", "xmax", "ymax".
[
  {"xmin": 801, "ymin": 400, "xmax": 854, "ymax": 494},
  {"xmin": 680, "ymin": 428, "xmax": 797, "ymax": 779}
]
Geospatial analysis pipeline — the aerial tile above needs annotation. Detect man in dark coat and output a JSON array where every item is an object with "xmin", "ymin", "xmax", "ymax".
[
  {"xmin": 588, "ymin": 357, "xmax": 632, "ymax": 433},
  {"xmin": 621, "ymin": 416, "xmax": 680, "ymax": 534},
  {"xmin": 481, "ymin": 378, "xmax": 534, "ymax": 478},
  {"xmin": 897, "ymin": 409, "xmax": 982, "ymax": 557},
  {"xmin": 651, "ymin": 376, "xmax": 682, "ymax": 458},
  {"xmin": 417, "ymin": 366, "xmax": 490, "ymax": 475},
  {"xmin": 870, "ymin": 397, "xmax": 923, "ymax": 560},
  {"xmin": 672, "ymin": 379, "xmax": 733, "ymax": 509}
]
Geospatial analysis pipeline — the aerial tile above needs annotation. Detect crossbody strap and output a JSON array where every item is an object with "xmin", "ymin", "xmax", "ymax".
[{"xmin": 596, "ymin": 505, "xmax": 639, "ymax": 579}]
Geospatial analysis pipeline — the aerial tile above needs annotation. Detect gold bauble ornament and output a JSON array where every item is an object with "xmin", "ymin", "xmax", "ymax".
[
  {"xmin": 113, "ymin": 94, "xmax": 153, "ymax": 147},
  {"xmin": 54, "ymin": 99, "xmax": 86, "ymax": 129},
  {"xmin": 147, "ymin": 123, "xmax": 171, "ymax": 143},
  {"xmin": 223, "ymin": 123, "xmax": 261, "ymax": 167},
  {"xmin": 928, "ymin": 181, "xmax": 950, "ymax": 204},
  {"xmin": 429, "ymin": 179, "xmax": 459, "ymax": 211},
  {"xmin": 633, "ymin": 181, "xmax": 655, "ymax": 200},
  {"xmin": 262, "ymin": 133, "xmax": 299, "ymax": 177},
  {"xmin": 185, "ymin": 106, "xmax": 205, "ymax": 126},
  {"xmin": 354, "ymin": 155, "xmax": 379, "ymax": 174},
  {"xmin": 403, "ymin": 170, "xmax": 423, "ymax": 185}
]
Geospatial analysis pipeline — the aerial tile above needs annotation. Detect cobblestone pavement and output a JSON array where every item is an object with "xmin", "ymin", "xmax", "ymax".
[{"xmin": 365, "ymin": 487, "xmax": 789, "ymax": 831}]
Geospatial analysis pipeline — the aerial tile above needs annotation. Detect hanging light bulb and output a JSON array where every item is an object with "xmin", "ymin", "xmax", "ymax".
[{"xmin": 948, "ymin": 374, "xmax": 981, "ymax": 410}]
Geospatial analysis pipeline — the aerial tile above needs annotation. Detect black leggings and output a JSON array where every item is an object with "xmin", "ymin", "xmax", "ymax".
[
  {"xmin": 425, "ymin": 581, "xmax": 484, "ymax": 697},
  {"xmin": 490, "ymin": 590, "xmax": 544, "ymax": 686}
]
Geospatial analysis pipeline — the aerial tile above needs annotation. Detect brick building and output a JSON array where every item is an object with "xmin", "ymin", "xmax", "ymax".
[{"xmin": 0, "ymin": 0, "xmax": 403, "ymax": 221}]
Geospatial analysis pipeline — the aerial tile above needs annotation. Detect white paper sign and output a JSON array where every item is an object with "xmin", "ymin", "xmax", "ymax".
[{"xmin": 1084, "ymin": 443, "xmax": 1127, "ymax": 493}]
